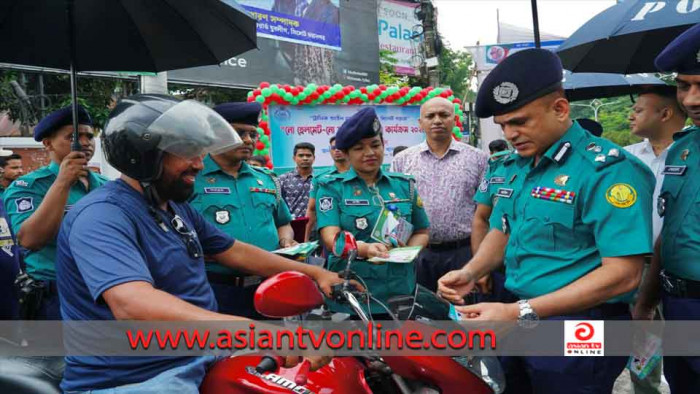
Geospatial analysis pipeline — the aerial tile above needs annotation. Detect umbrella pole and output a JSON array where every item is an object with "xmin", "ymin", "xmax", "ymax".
[
  {"xmin": 531, "ymin": 0, "xmax": 541, "ymax": 48},
  {"xmin": 66, "ymin": 0, "xmax": 81, "ymax": 152}
]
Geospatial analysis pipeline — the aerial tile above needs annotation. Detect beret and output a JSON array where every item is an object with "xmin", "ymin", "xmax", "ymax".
[
  {"xmin": 476, "ymin": 49, "xmax": 563, "ymax": 118},
  {"xmin": 577, "ymin": 118, "xmax": 603, "ymax": 137},
  {"xmin": 34, "ymin": 105, "xmax": 92, "ymax": 141},
  {"xmin": 335, "ymin": 107, "xmax": 382, "ymax": 150},
  {"xmin": 655, "ymin": 23, "xmax": 700, "ymax": 75},
  {"xmin": 213, "ymin": 102, "xmax": 262, "ymax": 125}
]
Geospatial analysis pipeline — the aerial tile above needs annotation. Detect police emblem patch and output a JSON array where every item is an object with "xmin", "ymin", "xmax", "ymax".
[
  {"xmin": 373, "ymin": 118, "xmax": 381, "ymax": 132},
  {"xmin": 215, "ymin": 210, "xmax": 230, "ymax": 224},
  {"xmin": 492, "ymin": 82, "xmax": 519, "ymax": 104},
  {"xmin": 14, "ymin": 180, "xmax": 28, "ymax": 187},
  {"xmin": 554, "ymin": 174, "xmax": 569, "ymax": 186},
  {"xmin": 355, "ymin": 217, "xmax": 368, "ymax": 230},
  {"xmin": 479, "ymin": 177, "xmax": 489, "ymax": 193},
  {"xmin": 605, "ymin": 183, "xmax": 637, "ymax": 208},
  {"xmin": 681, "ymin": 149, "xmax": 690, "ymax": 161},
  {"xmin": 319, "ymin": 197, "xmax": 333, "ymax": 212},
  {"xmin": 207, "ymin": 177, "xmax": 216, "ymax": 184},
  {"xmin": 15, "ymin": 197, "xmax": 33, "ymax": 213}
]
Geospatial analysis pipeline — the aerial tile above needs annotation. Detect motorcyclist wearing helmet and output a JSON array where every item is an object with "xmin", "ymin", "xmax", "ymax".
[{"xmin": 55, "ymin": 94, "xmax": 340, "ymax": 392}]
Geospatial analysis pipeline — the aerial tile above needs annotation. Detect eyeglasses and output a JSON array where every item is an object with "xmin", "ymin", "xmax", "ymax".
[
  {"xmin": 170, "ymin": 215, "xmax": 203, "ymax": 259},
  {"xmin": 236, "ymin": 129, "xmax": 259, "ymax": 140}
]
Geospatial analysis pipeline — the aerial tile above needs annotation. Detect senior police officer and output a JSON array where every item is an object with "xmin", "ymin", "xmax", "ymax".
[
  {"xmin": 635, "ymin": 23, "xmax": 700, "ymax": 393},
  {"xmin": 190, "ymin": 102, "xmax": 296, "ymax": 318},
  {"xmin": 316, "ymin": 107, "xmax": 430, "ymax": 316},
  {"xmin": 56, "ymin": 94, "xmax": 344, "ymax": 392},
  {"xmin": 438, "ymin": 49, "xmax": 655, "ymax": 394},
  {"xmin": 4, "ymin": 106, "xmax": 108, "ymax": 320}
]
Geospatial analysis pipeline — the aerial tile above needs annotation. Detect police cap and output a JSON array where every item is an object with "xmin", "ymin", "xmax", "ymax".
[
  {"xmin": 655, "ymin": 23, "xmax": 700, "ymax": 75},
  {"xmin": 34, "ymin": 105, "xmax": 92, "ymax": 142},
  {"xmin": 213, "ymin": 102, "xmax": 262, "ymax": 125},
  {"xmin": 335, "ymin": 107, "xmax": 382, "ymax": 150},
  {"xmin": 475, "ymin": 49, "xmax": 563, "ymax": 118}
]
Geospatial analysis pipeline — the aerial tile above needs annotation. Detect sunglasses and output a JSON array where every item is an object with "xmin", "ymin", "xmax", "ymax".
[{"xmin": 170, "ymin": 215, "xmax": 203, "ymax": 259}]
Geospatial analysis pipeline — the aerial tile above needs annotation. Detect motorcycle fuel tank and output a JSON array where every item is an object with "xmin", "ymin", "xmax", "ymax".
[{"xmin": 200, "ymin": 354, "xmax": 373, "ymax": 394}]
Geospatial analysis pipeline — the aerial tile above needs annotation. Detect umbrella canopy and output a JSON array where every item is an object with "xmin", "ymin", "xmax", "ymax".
[
  {"xmin": 0, "ymin": 0, "xmax": 256, "ymax": 150},
  {"xmin": 563, "ymin": 70, "xmax": 667, "ymax": 101},
  {"xmin": 557, "ymin": 0, "xmax": 700, "ymax": 73},
  {"xmin": 0, "ymin": 0, "xmax": 257, "ymax": 72}
]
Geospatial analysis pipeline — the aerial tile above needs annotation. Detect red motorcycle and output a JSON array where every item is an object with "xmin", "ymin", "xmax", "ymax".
[{"xmin": 201, "ymin": 232, "xmax": 505, "ymax": 394}]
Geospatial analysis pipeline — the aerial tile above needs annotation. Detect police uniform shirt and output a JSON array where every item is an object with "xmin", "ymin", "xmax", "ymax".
[
  {"xmin": 55, "ymin": 179, "xmax": 233, "ymax": 392},
  {"xmin": 4, "ymin": 161, "xmax": 109, "ymax": 281},
  {"xmin": 658, "ymin": 126, "xmax": 700, "ymax": 281},
  {"xmin": 190, "ymin": 156, "xmax": 292, "ymax": 274},
  {"xmin": 316, "ymin": 167, "xmax": 430, "ymax": 313},
  {"xmin": 0, "ymin": 199, "xmax": 20, "ymax": 319},
  {"xmin": 489, "ymin": 121, "xmax": 655, "ymax": 302},
  {"xmin": 475, "ymin": 153, "xmax": 510, "ymax": 208}
]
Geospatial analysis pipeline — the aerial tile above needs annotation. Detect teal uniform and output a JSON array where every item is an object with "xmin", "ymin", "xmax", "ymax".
[
  {"xmin": 489, "ymin": 121, "xmax": 655, "ymax": 303},
  {"xmin": 190, "ymin": 156, "xmax": 293, "ymax": 274},
  {"xmin": 658, "ymin": 126, "xmax": 700, "ymax": 281},
  {"xmin": 475, "ymin": 152, "xmax": 510, "ymax": 208},
  {"xmin": 316, "ymin": 168, "xmax": 430, "ymax": 314},
  {"xmin": 4, "ymin": 161, "xmax": 108, "ymax": 281}
]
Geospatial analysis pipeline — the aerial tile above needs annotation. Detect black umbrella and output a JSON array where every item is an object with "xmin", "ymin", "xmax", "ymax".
[
  {"xmin": 0, "ymin": 0, "xmax": 257, "ymax": 150},
  {"xmin": 557, "ymin": 0, "xmax": 700, "ymax": 74},
  {"xmin": 563, "ymin": 70, "xmax": 666, "ymax": 102}
]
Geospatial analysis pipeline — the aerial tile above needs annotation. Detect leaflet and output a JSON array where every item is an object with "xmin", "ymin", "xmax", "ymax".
[{"xmin": 367, "ymin": 246, "xmax": 423, "ymax": 264}]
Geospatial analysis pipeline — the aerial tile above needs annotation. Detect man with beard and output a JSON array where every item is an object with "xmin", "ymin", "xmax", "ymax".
[
  {"xmin": 189, "ymin": 102, "xmax": 296, "ymax": 318},
  {"xmin": 55, "ymin": 94, "xmax": 346, "ymax": 392},
  {"xmin": 305, "ymin": 136, "xmax": 349, "ymax": 241},
  {"xmin": 4, "ymin": 105, "xmax": 108, "ymax": 320},
  {"xmin": 635, "ymin": 23, "xmax": 700, "ymax": 392}
]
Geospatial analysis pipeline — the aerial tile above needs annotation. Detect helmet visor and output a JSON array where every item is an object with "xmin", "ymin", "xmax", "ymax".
[{"xmin": 147, "ymin": 100, "xmax": 242, "ymax": 159}]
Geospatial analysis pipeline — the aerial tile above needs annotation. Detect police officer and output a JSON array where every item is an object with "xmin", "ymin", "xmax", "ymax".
[
  {"xmin": 438, "ymin": 49, "xmax": 655, "ymax": 394},
  {"xmin": 316, "ymin": 107, "xmax": 430, "ymax": 316},
  {"xmin": 4, "ymin": 105, "xmax": 108, "ymax": 320},
  {"xmin": 635, "ymin": 23, "xmax": 700, "ymax": 393},
  {"xmin": 304, "ymin": 136, "xmax": 350, "ymax": 242},
  {"xmin": 0, "ymin": 147, "xmax": 20, "ymax": 319},
  {"xmin": 190, "ymin": 102, "xmax": 296, "ymax": 318}
]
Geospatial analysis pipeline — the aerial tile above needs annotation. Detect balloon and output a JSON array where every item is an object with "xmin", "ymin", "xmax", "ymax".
[
  {"xmin": 333, "ymin": 83, "xmax": 343, "ymax": 90},
  {"xmin": 308, "ymin": 83, "xmax": 317, "ymax": 91},
  {"xmin": 452, "ymin": 126, "xmax": 461, "ymax": 134},
  {"xmin": 262, "ymin": 113, "xmax": 269, "ymax": 121},
  {"xmin": 260, "ymin": 148, "xmax": 269, "ymax": 156},
  {"xmin": 284, "ymin": 93, "xmax": 293, "ymax": 101},
  {"xmin": 247, "ymin": 96, "xmax": 255, "ymax": 102},
  {"xmin": 360, "ymin": 94, "xmax": 369, "ymax": 101},
  {"xmin": 310, "ymin": 92, "xmax": 320, "ymax": 100},
  {"xmin": 291, "ymin": 98, "xmax": 299, "ymax": 105},
  {"xmin": 261, "ymin": 88, "xmax": 272, "ymax": 97},
  {"xmin": 256, "ymin": 142, "xmax": 265, "ymax": 150},
  {"xmin": 323, "ymin": 91, "xmax": 332, "ymax": 99},
  {"xmin": 265, "ymin": 162, "xmax": 274, "ymax": 169},
  {"xmin": 260, "ymin": 82, "xmax": 270, "ymax": 88},
  {"xmin": 258, "ymin": 121, "xmax": 268, "ymax": 129},
  {"xmin": 255, "ymin": 95, "xmax": 265, "ymax": 104}
]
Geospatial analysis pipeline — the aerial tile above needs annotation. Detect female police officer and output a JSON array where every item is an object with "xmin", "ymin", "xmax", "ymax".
[{"xmin": 316, "ymin": 107, "xmax": 430, "ymax": 316}]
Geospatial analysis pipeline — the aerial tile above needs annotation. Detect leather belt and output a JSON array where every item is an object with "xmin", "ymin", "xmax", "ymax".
[
  {"xmin": 427, "ymin": 237, "xmax": 471, "ymax": 251},
  {"xmin": 661, "ymin": 270, "xmax": 700, "ymax": 299},
  {"xmin": 206, "ymin": 272, "xmax": 262, "ymax": 288}
]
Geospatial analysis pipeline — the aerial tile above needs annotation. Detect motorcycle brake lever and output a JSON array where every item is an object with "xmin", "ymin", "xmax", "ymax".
[{"xmin": 255, "ymin": 355, "xmax": 285, "ymax": 374}]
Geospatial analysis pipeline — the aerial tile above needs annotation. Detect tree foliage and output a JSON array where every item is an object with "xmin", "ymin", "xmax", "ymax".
[{"xmin": 570, "ymin": 97, "xmax": 641, "ymax": 147}]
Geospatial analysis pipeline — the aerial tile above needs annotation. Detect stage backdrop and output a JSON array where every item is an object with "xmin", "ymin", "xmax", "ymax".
[{"xmin": 268, "ymin": 104, "xmax": 423, "ymax": 169}]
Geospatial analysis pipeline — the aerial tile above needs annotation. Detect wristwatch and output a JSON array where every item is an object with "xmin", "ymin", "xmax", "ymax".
[{"xmin": 517, "ymin": 300, "xmax": 539, "ymax": 329}]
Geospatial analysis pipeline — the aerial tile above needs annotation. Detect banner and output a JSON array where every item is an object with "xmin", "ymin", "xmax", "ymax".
[
  {"xmin": 169, "ymin": 0, "xmax": 378, "ymax": 88},
  {"xmin": 237, "ymin": 0, "xmax": 341, "ymax": 50},
  {"xmin": 377, "ymin": 0, "xmax": 422, "ymax": 76},
  {"xmin": 268, "ymin": 105, "xmax": 423, "ymax": 168},
  {"xmin": 469, "ymin": 40, "xmax": 564, "ymax": 72}
]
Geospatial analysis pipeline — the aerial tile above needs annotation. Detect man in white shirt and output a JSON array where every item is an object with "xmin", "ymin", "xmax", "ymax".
[
  {"xmin": 624, "ymin": 85, "xmax": 687, "ymax": 394},
  {"xmin": 625, "ymin": 85, "xmax": 687, "ymax": 242}
]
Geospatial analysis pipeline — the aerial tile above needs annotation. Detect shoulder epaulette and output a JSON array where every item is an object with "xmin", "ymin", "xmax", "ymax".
[{"xmin": 575, "ymin": 137, "xmax": 625, "ymax": 171}]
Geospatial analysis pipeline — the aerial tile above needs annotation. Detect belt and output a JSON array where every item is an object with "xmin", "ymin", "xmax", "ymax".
[
  {"xmin": 661, "ymin": 270, "xmax": 700, "ymax": 299},
  {"xmin": 427, "ymin": 237, "xmax": 471, "ymax": 251},
  {"xmin": 206, "ymin": 272, "xmax": 262, "ymax": 288}
]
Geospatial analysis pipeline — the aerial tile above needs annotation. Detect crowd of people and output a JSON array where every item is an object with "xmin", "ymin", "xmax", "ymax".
[{"xmin": 0, "ymin": 22, "xmax": 697, "ymax": 394}]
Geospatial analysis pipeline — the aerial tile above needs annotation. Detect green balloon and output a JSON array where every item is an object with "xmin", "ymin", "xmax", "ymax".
[
  {"xmin": 360, "ymin": 94, "xmax": 369, "ymax": 101},
  {"xmin": 447, "ymin": 96, "xmax": 455, "ymax": 101},
  {"xmin": 255, "ymin": 95, "xmax": 265, "ymax": 104},
  {"xmin": 291, "ymin": 98, "xmax": 299, "ymax": 105},
  {"xmin": 260, "ymin": 148, "xmax": 269, "ymax": 156},
  {"xmin": 284, "ymin": 93, "xmax": 293, "ymax": 101},
  {"xmin": 323, "ymin": 91, "xmax": 332, "ymax": 99},
  {"xmin": 333, "ymin": 84, "xmax": 342, "ymax": 90},
  {"xmin": 342, "ymin": 96, "xmax": 351, "ymax": 103},
  {"xmin": 452, "ymin": 126, "xmax": 461, "ymax": 134},
  {"xmin": 261, "ymin": 88, "xmax": 272, "ymax": 97},
  {"xmin": 256, "ymin": 127, "xmax": 264, "ymax": 135},
  {"xmin": 307, "ymin": 83, "xmax": 317, "ymax": 91},
  {"xmin": 260, "ymin": 135, "xmax": 270, "ymax": 144},
  {"xmin": 349, "ymin": 90, "xmax": 360, "ymax": 98},
  {"xmin": 247, "ymin": 91, "xmax": 253, "ymax": 98},
  {"xmin": 261, "ymin": 113, "xmax": 269, "ymax": 121},
  {"xmin": 374, "ymin": 96, "xmax": 382, "ymax": 103}
]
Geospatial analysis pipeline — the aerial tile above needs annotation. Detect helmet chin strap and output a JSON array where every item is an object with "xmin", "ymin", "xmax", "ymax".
[{"xmin": 141, "ymin": 181, "xmax": 163, "ymax": 208}]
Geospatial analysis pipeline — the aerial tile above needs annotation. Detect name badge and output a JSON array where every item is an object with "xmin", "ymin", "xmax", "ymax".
[
  {"xmin": 490, "ymin": 176, "xmax": 505, "ymax": 184},
  {"xmin": 663, "ymin": 165, "xmax": 687, "ymax": 176},
  {"xmin": 496, "ymin": 188, "xmax": 514, "ymax": 198},
  {"xmin": 344, "ymin": 199, "xmax": 370, "ymax": 206},
  {"xmin": 204, "ymin": 187, "xmax": 231, "ymax": 194}
]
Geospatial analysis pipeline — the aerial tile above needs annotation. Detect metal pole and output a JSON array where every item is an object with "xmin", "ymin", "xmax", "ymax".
[
  {"xmin": 66, "ymin": 0, "xmax": 81, "ymax": 152},
  {"xmin": 530, "ymin": 0, "xmax": 541, "ymax": 48}
]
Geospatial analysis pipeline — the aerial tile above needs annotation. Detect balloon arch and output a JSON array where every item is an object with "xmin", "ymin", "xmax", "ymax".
[{"xmin": 245, "ymin": 82, "xmax": 465, "ymax": 169}]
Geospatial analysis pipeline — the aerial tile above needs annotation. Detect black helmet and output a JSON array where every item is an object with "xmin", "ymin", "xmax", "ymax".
[{"xmin": 102, "ymin": 94, "xmax": 241, "ymax": 182}]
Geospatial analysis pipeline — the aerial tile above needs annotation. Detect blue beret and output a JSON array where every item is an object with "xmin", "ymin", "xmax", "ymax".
[
  {"xmin": 34, "ymin": 105, "xmax": 92, "ymax": 142},
  {"xmin": 655, "ymin": 23, "xmax": 700, "ymax": 75},
  {"xmin": 335, "ymin": 107, "xmax": 382, "ymax": 150},
  {"xmin": 213, "ymin": 102, "xmax": 262, "ymax": 125},
  {"xmin": 475, "ymin": 49, "xmax": 563, "ymax": 118}
]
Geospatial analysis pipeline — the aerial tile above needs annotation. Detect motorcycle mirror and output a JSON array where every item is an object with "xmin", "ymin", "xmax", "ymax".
[
  {"xmin": 332, "ymin": 231, "xmax": 358, "ymax": 258},
  {"xmin": 254, "ymin": 271, "xmax": 324, "ymax": 318}
]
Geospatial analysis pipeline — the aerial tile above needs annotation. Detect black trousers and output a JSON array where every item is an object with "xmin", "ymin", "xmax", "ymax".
[{"xmin": 414, "ymin": 241, "xmax": 472, "ymax": 293}]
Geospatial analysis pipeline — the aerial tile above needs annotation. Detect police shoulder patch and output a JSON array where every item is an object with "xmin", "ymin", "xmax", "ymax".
[
  {"xmin": 15, "ymin": 197, "xmax": 34, "ymax": 213},
  {"xmin": 13, "ymin": 179, "xmax": 29, "ymax": 187},
  {"xmin": 605, "ymin": 183, "xmax": 637, "ymax": 208},
  {"xmin": 318, "ymin": 197, "xmax": 333, "ymax": 212}
]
